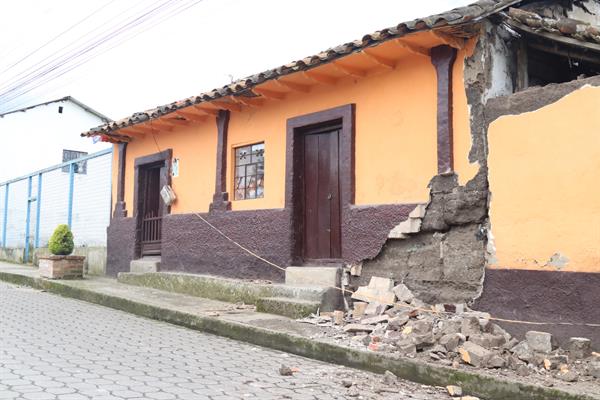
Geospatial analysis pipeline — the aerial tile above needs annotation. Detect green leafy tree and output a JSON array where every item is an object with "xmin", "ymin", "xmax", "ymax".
[{"xmin": 48, "ymin": 224, "xmax": 74, "ymax": 256}]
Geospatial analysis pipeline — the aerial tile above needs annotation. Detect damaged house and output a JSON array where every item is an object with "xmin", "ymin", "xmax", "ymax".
[{"xmin": 82, "ymin": 0, "xmax": 600, "ymax": 346}]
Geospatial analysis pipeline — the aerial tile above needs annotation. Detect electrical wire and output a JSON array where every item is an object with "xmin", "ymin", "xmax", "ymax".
[
  {"xmin": 0, "ymin": 0, "xmax": 204, "ymax": 113},
  {"xmin": 0, "ymin": 0, "xmax": 120, "ymax": 77},
  {"xmin": 0, "ymin": 0, "xmax": 176, "ymax": 99}
]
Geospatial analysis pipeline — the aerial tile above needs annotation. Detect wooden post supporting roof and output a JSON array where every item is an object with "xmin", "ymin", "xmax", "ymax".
[
  {"xmin": 430, "ymin": 45, "xmax": 457, "ymax": 174},
  {"xmin": 114, "ymin": 142, "xmax": 128, "ymax": 218},
  {"xmin": 209, "ymin": 110, "xmax": 231, "ymax": 212}
]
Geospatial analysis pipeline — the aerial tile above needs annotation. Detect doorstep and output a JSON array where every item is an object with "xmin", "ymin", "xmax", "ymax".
[{"xmin": 0, "ymin": 262, "xmax": 596, "ymax": 400}]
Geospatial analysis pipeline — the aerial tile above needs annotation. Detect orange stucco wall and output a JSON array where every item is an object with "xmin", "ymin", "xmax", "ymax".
[
  {"xmin": 116, "ymin": 34, "xmax": 477, "ymax": 215},
  {"xmin": 226, "ymin": 47, "xmax": 475, "ymax": 211},
  {"xmin": 120, "ymin": 122, "xmax": 217, "ymax": 214},
  {"xmin": 488, "ymin": 85, "xmax": 600, "ymax": 273}
]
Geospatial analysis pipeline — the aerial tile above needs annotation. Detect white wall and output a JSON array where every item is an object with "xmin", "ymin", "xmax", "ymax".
[{"xmin": 0, "ymin": 98, "xmax": 110, "ymax": 182}]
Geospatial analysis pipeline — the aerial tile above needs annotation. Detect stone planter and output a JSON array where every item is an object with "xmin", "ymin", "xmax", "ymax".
[{"xmin": 38, "ymin": 255, "xmax": 85, "ymax": 279}]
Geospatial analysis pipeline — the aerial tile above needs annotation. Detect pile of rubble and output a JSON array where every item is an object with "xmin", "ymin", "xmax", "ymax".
[{"xmin": 303, "ymin": 277, "xmax": 600, "ymax": 384}]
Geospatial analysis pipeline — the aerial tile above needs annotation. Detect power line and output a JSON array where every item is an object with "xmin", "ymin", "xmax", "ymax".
[
  {"xmin": 0, "ymin": 0, "xmax": 182, "ymax": 108},
  {"xmin": 0, "ymin": 0, "xmax": 120, "ymax": 77},
  {"xmin": 0, "ymin": 0, "xmax": 204, "ymax": 113},
  {"xmin": 0, "ymin": 0, "xmax": 174, "ymax": 98}
]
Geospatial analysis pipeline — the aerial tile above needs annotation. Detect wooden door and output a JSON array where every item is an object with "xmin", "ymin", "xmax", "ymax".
[
  {"xmin": 302, "ymin": 127, "xmax": 341, "ymax": 260},
  {"xmin": 140, "ymin": 166, "xmax": 162, "ymax": 256}
]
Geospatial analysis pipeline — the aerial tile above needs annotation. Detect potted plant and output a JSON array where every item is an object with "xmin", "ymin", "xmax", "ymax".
[{"xmin": 38, "ymin": 224, "xmax": 85, "ymax": 279}]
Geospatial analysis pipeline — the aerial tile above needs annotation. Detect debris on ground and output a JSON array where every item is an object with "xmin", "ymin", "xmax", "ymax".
[
  {"xmin": 279, "ymin": 364, "xmax": 298, "ymax": 376},
  {"xmin": 297, "ymin": 276, "xmax": 600, "ymax": 391}
]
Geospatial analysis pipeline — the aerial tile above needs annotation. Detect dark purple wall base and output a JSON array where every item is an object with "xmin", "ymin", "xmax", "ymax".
[
  {"xmin": 161, "ymin": 210, "xmax": 291, "ymax": 282},
  {"xmin": 106, "ymin": 218, "xmax": 136, "ymax": 276},
  {"xmin": 474, "ymin": 268, "xmax": 600, "ymax": 350},
  {"xmin": 106, "ymin": 204, "xmax": 415, "ymax": 282}
]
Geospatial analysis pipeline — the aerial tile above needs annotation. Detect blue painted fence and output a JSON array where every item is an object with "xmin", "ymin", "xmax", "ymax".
[{"xmin": 0, "ymin": 148, "xmax": 112, "ymax": 263}]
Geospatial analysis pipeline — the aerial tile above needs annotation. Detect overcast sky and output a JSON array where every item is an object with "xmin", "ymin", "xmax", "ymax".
[{"xmin": 0, "ymin": 0, "xmax": 472, "ymax": 121}]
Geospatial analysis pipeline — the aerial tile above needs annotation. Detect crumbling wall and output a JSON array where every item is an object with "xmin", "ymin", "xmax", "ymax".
[{"xmin": 354, "ymin": 22, "xmax": 515, "ymax": 304}]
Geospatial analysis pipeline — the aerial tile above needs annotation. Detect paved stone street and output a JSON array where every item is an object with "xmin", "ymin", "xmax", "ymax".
[{"xmin": 0, "ymin": 282, "xmax": 449, "ymax": 400}]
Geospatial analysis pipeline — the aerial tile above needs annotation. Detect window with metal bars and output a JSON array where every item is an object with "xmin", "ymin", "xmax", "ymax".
[{"xmin": 234, "ymin": 142, "xmax": 264, "ymax": 200}]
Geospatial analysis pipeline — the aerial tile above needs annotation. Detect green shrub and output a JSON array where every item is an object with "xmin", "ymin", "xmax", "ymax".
[{"xmin": 48, "ymin": 224, "xmax": 74, "ymax": 256}]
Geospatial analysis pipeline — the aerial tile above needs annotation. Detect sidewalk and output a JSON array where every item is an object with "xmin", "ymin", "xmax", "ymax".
[{"xmin": 0, "ymin": 261, "xmax": 596, "ymax": 400}]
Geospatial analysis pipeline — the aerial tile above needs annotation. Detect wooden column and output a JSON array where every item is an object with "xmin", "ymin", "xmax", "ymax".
[
  {"xmin": 209, "ymin": 109, "xmax": 231, "ymax": 212},
  {"xmin": 113, "ymin": 142, "xmax": 128, "ymax": 218},
  {"xmin": 431, "ymin": 45, "xmax": 457, "ymax": 174}
]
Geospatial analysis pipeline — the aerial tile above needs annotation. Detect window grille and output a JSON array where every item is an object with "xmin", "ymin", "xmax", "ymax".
[{"xmin": 234, "ymin": 143, "xmax": 264, "ymax": 200}]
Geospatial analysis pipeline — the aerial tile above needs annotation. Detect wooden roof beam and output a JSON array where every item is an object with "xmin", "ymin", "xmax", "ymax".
[
  {"xmin": 129, "ymin": 124, "xmax": 155, "ymax": 134},
  {"xmin": 394, "ymin": 39, "xmax": 430, "ymax": 57},
  {"xmin": 192, "ymin": 105, "xmax": 220, "ymax": 116},
  {"xmin": 303, "ymin": 70, "xmax": 337, "ymax": 85},
  {"xmin": 148, "ymin": 120, "xmax": 176, "ymax": 131},
  {"xmin": 361, "ymin": 49, "xmax": 396, "ymax": 69},
  {"xmin": 252, "ymin": 87, "xmax": 286, "ymax": 100},
  {"xmin": 176, "ymin": 110, "xmax": 208, "ymax": 123},
  {"xmin": 230, "ymin": 96, "xmax": 265, "ymax": 108},
  {"xmin": 210, "ymin": 100, "xmax": 242, "ymax": 112},
  {"xmin": 274, "ymin": 79, "xmax": 311, "ymax": 93},
  {"xmin": 120, "ymin": 128, "xmax": 146, "ymax": 138},
  {"xmin": 162, "ymin": 117, "xmax": 189, "ymax": 127},
  {"xmin": 103, "ymin": 133, "xmax": 131, "ymax": 143},
  {"xmin": 432, "ymin": 31, "xmax": 466, "ymax": 50},
  {"xmin": 332, "ymin": 61, "xmax": 367, "ymax": 78}
]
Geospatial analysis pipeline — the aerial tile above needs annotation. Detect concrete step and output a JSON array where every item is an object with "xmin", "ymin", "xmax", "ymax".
[
  {"xmin": 285, "ymin": 265, "xmax": 341, "ymax": 288},
  {"xmin": 117, "ymin": 271, "xmax": 341, "ymax": 314},
  {"xmin": 130, "ymin": 258, "xmax": 161, "ymax": 273},
  {"xmin": 255, "ymin": 297, "xmax": 320, "ymax": 319}
]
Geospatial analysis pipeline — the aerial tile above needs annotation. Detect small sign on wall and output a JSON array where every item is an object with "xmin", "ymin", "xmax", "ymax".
[{"xmin": 172, "ymin": 158, "xmax": 179, "ymax": 177}]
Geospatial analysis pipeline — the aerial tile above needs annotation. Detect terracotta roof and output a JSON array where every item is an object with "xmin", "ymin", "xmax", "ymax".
[
  {"xmin": 82, "ymin": 0, "xmax": 521, "ymax": 139},
  {"xmin": 505, "ymin": 7, "xmax": 600, "ymax": 45}
]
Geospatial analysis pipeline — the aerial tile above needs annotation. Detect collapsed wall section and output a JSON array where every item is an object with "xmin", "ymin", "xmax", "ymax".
[{"xmin": 355, "ymin": 22, "xmax": 515, "ymax": 304}]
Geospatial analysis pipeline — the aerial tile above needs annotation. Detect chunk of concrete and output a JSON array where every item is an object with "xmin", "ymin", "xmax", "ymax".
[
  {"xmin": 440, "ymin": 333, "xmax": 463, "ymax": 352},
  {"xmin": 411, "ymin": 332, "xmax": 435, "ymax": 350},
  {"xmin": 352, "ymin": 277, "xmax": 395, "ymax": 305},
  {"xmin": 525, "ymin": 331, "xmax": 556, "ymax": 354},
  {"xmin": 461, "ymin": 316, "xmax": 481, "ymax": 338},
  {"xmin": 459, "ymin": 342, "xmax": 493, "ymax": 368},
  {"xmin": 360, "ymin": 315, "xmax": 389, "ymax": 325},
  {"xmin": 392, "ymin": 283, "xmax": 414, "ymax": 303},
  {"xmin": 285, "ymin": 266, "xmax": 340, "ymax": 288},
  {"xmin": 469, "ymin": 333, "xmax": 506, "ymax": 349},
  {"xmin": 511, "ymin": 341, "xmax": 536, "ymax": 364},
  {"xmin": 352, "ymin": 302, "xmax": 368, "ymax": 319},
  {"xmin": 566, "ymin": 337, "xmax": 592, "ymax": 359},
  {"xmin": 589, "ymin": 361, "xmax": 600, "ymax": 378},
  {"xmin": 343, "ymin": 324, "xmax": 374, "ymax": 333}
]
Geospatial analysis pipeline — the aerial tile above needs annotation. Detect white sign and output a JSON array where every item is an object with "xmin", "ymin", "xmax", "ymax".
[{"xmin": 172, "ymin": 158, "xmax": 179, "ymax": 177}]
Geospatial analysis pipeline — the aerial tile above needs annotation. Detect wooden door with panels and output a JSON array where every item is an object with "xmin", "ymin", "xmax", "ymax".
[{"xmin": 301, "ymin": 126, "xmax": 342, "ymax": 261}]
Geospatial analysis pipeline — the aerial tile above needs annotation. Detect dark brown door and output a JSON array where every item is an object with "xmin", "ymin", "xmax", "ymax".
[
  {"xmin": 140, "ymin": 165, "xmax": 162, "ymax": 256},
  {"xmin": 302, "ymin": 127, "xmax": 341, "ymax": 260}
]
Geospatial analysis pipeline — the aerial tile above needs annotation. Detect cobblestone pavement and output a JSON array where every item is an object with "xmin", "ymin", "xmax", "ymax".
[{"xmin": 0, "ymin": 282, "xmax": 449, "ymax": 400}]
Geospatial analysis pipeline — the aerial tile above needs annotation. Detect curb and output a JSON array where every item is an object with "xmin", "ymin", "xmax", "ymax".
[{"xmin": 0, "ymin": 271, "xmax": 595, "ymax": 400}]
